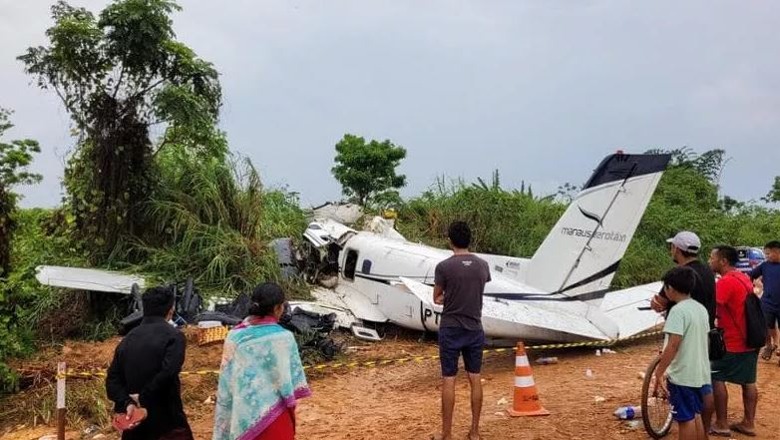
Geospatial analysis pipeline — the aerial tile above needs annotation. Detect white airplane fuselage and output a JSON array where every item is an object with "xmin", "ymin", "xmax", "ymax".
[
  {"xmin": 308, "ymin": 153, "xmax": 671, "ymax": 342},
  {"xmin": 331, "ymin": 232, "xmax": 653, "ymax": 342}
]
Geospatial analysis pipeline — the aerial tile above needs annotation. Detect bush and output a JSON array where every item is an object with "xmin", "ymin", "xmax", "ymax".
[
  {"xmin": 109, "ymin": 147, "xmax": 309, "ymax": 298},
  {"xmin": 397, "ymin": 176, "xmax": 564, "ymax": 257},
  {"xmin": 0, "ymin": 209, "xmax": 87, "ymax": 391}
]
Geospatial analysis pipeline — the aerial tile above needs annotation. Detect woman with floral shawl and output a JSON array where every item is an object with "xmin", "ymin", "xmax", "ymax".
[{"xmin": 213, "ymin": 283, "xmax": 311, "ymax": 440}]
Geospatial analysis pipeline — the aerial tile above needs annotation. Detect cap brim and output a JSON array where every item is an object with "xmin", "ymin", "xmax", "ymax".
[{"xmin": 666, "ymin": 238, "xmax": 675, "ymax": 243}]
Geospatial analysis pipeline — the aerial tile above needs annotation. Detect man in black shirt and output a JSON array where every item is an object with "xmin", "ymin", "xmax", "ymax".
[
  {"xmin": 106, "ymin": 286, "xmax": 193, "ymax": 440},
  {"xmin": 651, "ymin": 231, "xmax": 717, "ymax": 327},
  {"xmin": 650, "ymin": 231, "xmax": 716, "ymax": 433}
]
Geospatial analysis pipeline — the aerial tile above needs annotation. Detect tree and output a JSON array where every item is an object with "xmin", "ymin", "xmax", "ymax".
[
  {"xmin": 18, "ymin": 0, "xmax": 221, "ymax": 258},
  {"xmin": 331, "ymin": 134, "xmax": 407, "ymax": 207},
  {"xmin": 763, "ymin": 176, "xmax": 780, "ymax": 204},
  {"xmin": 644, "ymin": 147, "xmax": 728, "ymax": 184},
  {"xmin": 0, "ymin": 108, "xmax": 42, "ymax": 277}
]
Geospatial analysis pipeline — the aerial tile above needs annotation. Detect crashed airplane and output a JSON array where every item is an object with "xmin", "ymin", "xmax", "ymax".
[{"xmin": 302, "ymin": 152, "xmax": 673, "ymax": 343}]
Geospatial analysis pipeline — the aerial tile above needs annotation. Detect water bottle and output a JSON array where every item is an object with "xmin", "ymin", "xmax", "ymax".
[
  {"xmin": 614, "ymin": 405, "xmax": 641, "ymax": 420},
  {"xmin": 535, "ymin": 357, "xmax": 558, "ymax": 365}
]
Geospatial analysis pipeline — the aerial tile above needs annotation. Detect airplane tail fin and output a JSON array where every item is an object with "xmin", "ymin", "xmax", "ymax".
[{"xmin": 525, "ymin": 153, "xmax": 671, "ymax": 296}]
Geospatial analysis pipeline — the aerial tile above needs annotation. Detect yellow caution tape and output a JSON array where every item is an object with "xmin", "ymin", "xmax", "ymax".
[
  {"xmin": 525, "ymin": 330, "xmax": 662, "ymax": 351},
  {"xmin": 44, "ymin": 330, "xmax": 661, "ymax": 379}
]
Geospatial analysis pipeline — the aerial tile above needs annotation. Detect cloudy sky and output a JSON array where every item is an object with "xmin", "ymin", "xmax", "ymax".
[{"xmin": 2, "ymin": 0, "xmax": 779, "ymax": 208}]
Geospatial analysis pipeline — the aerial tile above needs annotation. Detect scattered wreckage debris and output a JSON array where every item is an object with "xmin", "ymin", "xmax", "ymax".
[
  {"xmin": 310, "ymin": 201, "xmax": 363, "ymax": 225},
  {"xmin": 33, "ymin": 266, "xmax": 345, "ymax": 360}
]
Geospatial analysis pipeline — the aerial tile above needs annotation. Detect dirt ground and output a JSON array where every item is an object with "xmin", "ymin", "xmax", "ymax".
[{"xmin": 3, "ymin": 333, "xmax": 780, "ymax": 440}]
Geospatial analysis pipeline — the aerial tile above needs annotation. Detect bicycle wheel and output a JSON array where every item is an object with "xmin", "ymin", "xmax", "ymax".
[{"xmin": 641, "ymin": 355, "xmax": 673, "ymax": 438}]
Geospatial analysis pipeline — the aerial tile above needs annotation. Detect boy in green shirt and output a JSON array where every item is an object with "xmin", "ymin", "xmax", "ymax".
[{"xmin": 654, "ymin": 266, "xmax": 711, "ymax": 440}]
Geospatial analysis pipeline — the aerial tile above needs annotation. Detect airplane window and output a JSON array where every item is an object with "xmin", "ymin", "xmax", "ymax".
[
  {"xmin": 361, "ymin": 259, "xmax": 372, "ymax": 274},
  {"xmin": 344, "ymin": 250, "xmax": 358, "ymax": 280}
]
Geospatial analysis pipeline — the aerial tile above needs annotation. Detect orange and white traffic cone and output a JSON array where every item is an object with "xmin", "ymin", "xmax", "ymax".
[{"xmin": 507, "ymin": 342, "xmax": 550, "ymax": 417}]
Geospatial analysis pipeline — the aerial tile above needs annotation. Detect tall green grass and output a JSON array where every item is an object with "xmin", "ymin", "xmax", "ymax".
[
  {"xmin": 112, "ymin": 147, "xmax": 309, "ymax": 297},
  {"xmin": 397, "ymin": 175, "xmax": 565, "ymax": 256}
]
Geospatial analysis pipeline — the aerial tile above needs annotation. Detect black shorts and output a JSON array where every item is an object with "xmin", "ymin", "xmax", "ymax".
[
  {"xmin": 764, "ymin": 308, "xmax": 780, "ymax": 329},
  {"xmin": 438, "ymin": 326, "xmax": 485, "ymax": 377},
  {"xmin": 711, "ymin": 351, "xmax": 758, "ymax": 385}
]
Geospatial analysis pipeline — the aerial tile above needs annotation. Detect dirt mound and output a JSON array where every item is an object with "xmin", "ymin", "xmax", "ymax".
[{"xmin": 11, "ymin": 328, "xmax": 226, "ymax": 378}]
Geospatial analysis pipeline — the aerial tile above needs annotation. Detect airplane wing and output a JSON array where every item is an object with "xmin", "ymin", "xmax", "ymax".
[
  {"xmin": 600, "ymin": 281, "xmax": 665, "ymax": 338},
  {"xmin": 401, "ymin": 277, "xmax": 613, "ymax": 341},
  {"xmin": 400, "ymin": 276, "xmax": 442, "ymax": 312},
  {"xmin": 35, "ymin": 265, "xmax": 145, "ymax": 294}
]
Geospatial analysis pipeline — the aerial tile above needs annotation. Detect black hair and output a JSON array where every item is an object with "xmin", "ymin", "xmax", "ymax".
[
  {"xmin": 679, "ymin": 249, "xmax": 699, "ymax": 259},
  {"xmin": 249, "ymin": 282, "xmax": 286, "ymax": 317},
  {"xmin": 448, "ymin": 221, "xmax": 471, "ymax": 249},
  {"xmin": 765, "ymin": 241, "xmax": 780, "ymax": 250},
  {"xmin": 662, "ymin": 266, "xmax": 697, "ymax": 295},
  {"xmin": 142, "ymin": 285, "xmax": 175, "ymax": 318},
  {"xmin": 713, "ymin": 245, "xmax": 739, "ymax": 267}
]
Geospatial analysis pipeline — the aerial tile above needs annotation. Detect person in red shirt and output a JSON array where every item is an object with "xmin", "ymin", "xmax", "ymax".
[{"xmin": 708, "ymin": 245, "xmax": 758, "ymax": 437}]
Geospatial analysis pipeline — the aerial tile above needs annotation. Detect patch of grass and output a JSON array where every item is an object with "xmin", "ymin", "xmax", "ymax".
[{"xmin": 0, "ymin": 379, "xmax": 111, "ymax": 429}]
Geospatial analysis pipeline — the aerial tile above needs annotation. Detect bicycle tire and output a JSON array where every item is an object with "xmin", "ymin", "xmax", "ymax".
[{"xmin": 641, "ymin": 354, "xmax": 673, "ymax": 438}]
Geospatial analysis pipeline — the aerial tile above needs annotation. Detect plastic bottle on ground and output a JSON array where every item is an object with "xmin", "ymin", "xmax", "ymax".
[{"xmin": 614, "ymin": 405, "xmax": 642, "ymax": 420}]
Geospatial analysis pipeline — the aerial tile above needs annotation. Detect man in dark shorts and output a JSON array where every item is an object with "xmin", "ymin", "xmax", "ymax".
[
  {"xmin": 750, "ymin": 240, "xmax": 780, "ymax": 363},
  {"xmin": 433, "ymin": 221, "xmax": 491, "ymax": 440},
  {"xmin": 649, "ymin": 231, "xmax": 716, "ymax": 432},
  {"xmin": 708, "ymin": 245, "xmax": 758, "ymax": 437}
]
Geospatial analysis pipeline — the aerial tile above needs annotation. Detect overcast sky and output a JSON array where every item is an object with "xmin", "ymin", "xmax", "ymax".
[{"xmin": 2, "ymin": 0, "xmax": 779, "ymax": 208}]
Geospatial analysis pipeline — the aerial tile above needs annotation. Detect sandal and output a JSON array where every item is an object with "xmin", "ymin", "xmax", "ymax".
[
  {"xmin": 730, "ymin": 423, "xmax": 757, "ymax": 437},
  {"xmin": 761, "ymin": 344, "xmax": 776, "ymax": 361},
  {"xmin": 708, "ymin": 428, "xmax": 731, "ymax": 437}
]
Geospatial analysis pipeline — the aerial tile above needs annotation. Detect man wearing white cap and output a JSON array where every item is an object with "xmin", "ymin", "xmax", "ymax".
[
  {"xmin": 651, "ymin": 231, "xmax": 717, "ymax": 433},
  {"xmin": 652, "ymin": 232, "xmax": 716, "ymax": 326}
]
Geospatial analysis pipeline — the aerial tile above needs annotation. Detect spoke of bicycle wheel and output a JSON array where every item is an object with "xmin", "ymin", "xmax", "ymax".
[{"xmin": 649, "ymin": 372, "xmax": 672, "ymax": 434}]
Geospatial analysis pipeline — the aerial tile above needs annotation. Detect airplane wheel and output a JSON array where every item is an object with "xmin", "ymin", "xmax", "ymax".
[{"xmin": 641, "ymin": 354, "xmax": 673, "ymax": 438}]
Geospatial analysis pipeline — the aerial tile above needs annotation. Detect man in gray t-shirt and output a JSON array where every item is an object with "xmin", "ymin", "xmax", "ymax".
[{"xmin": 433, "ymin": 221, "xmax": 491, "ymax": 440}]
